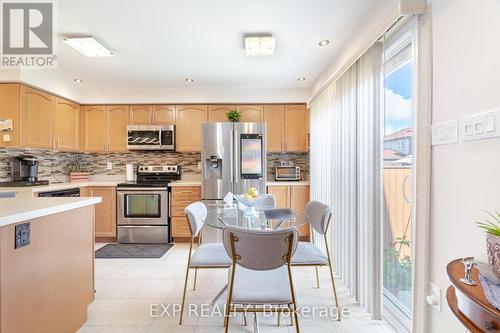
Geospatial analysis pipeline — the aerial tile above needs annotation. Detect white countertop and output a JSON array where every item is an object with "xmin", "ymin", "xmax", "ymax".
[
  {"xmin": 0, "ymin": 195, "xmax": 102, "ymax": 226},
  {"xmin": 0, "ymin": 180, "xmax": 123, "ymax": 194}
]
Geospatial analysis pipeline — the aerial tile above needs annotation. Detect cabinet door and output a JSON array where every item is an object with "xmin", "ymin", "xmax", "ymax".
[
  {"xmin": 20, "ymin": 86, "xmax": 54, "ymax": 149},
  {"xmin": 130, "ymin": 105, "xmax": 152, "ymax": 125},
  {"xmin": 0, "ymin": 84, "xmax": 20, "ymax": 147},
  {"xmin": 172, "ymin": 217, "xmax": 192, "ymax": 237},
  {"xmin": 238, "ymin": 105, "xmax": 263, "ymax": 122},
  {"xmin": 152, "ymin": 105, "xmax": 175, "ymax": 124},
  {"xmin": 267, "ymin": 186, "xmax": 290, "ymax": 209},
  {"xmin": 290, "ymin": 185, "xmax": 310, "ymax": 237},
  {"xmin": 284, "ymin": 104, "xmax": 307, "ymax": 152},
  {"xmin": 106, "ymin": 105, "xmax": 129, "ymax": 152},
  {"xmin": 89, "ymin": 187, "xmax": 116, "ymax": 238},
  {"xmin": 208, "ymin": 105, "xmax": 235, "ymax": 122},
  {"xmin": 54, "ymin": 97, "xmax": 79, "ymax": 151},
  {"xmin": 263, "ymin": 104, "xmax": 285, "ymax": 152},
  {"xmin": 83, "ymin": 106, "xmax": 107, "ymax": 152},
  {"xmin": 175, "ymin": 105, "xmax": 208, "ymax": 151}
]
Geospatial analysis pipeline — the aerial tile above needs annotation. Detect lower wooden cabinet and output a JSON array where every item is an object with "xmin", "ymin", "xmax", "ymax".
[
  {"xmin": 87, "ymin": 186, "xmax": 116, "ymax": 238},
  {"xmin": 268, "ymin": 185, "xmax": 310, "ymax": 237},
  {"xmin": 171, "ymin": 186, "xmax": 201, "ymax": 239}
]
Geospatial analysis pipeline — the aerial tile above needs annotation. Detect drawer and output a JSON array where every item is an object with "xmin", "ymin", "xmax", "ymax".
[
  {"xmin": 172, "ymin": 217, "xmax": 192, "ymax": 237},
  {"xmin": 172, "ymin": 186, "xmax": 201, "ymax": 199},
  {"xmin": 171, "ymin": 205, "xmax": 194, "ymax": 217}
]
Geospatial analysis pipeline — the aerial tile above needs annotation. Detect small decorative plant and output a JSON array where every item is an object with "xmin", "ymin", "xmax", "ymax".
[
  {"xmin": 477, "ymin": 210, "xmax": 500, "ymax": 277},
  {"xmin": 226, "ymin": 108, "xmax": 242, "ymax": 122},
  {"xmin": 67, "ymin": 158, "xmax": 91, "ymax": 182}
]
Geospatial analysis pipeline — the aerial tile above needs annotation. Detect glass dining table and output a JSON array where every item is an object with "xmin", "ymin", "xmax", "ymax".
[{"xmin": 204, "ymin": 205, "xmax": 308, "ymax": 231}]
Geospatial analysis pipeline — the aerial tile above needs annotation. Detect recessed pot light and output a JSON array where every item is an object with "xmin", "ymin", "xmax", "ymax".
[
  {"xmin": 297, "ymin": 77, "xmax": 306, "ymax": 81},
  {"xmin": 318, "ymin": 39, "xmax": 330, "ymax": 47},
  {"xmin": 185, "ymin": 78, "xmax": 194, "ymax": 82},
  {"xmin": 73, "ymin": 79, "xmax": 83, "ymax": 83}
]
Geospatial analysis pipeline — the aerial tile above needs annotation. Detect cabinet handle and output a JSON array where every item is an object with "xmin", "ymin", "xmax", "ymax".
[{"xmin": 180, "ymin": 190, "xmax": 191, "ymax": 193}]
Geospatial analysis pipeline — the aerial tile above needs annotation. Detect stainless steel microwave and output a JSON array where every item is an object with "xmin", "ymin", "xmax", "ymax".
[
  {"xmin": 275, "ymin": 166, "xmax": 301, "ymax": 181},
  {"xmin": 127, "ymin": 125, "xmax": 175, "ymax": 150}
]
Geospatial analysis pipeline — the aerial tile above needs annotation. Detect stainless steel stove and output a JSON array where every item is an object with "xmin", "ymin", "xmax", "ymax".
[{"xmin": 116, "ymin": 165, "xmax": 181, "ymax": 244}]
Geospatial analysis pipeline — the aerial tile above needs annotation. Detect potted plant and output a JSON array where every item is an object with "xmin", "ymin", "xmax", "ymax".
[
  {"xmin": 226, "ymin": 108, "xmax": 242, "ymax": 122},
  {"xmin": 67, "ymin": 158, "xmax": 91, "ymax": 182},
  {"xmin": 477, "ymin": 210, "xmax": 500, "ymax": 277}
]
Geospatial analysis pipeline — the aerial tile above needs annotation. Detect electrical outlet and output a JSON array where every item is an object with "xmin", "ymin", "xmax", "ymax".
[
  {"xmin": 106, "ymin": 161, "xmax": 112, "ymax": 170},
  {"xmin": 15, "ymin": 222, "xmax": 30, "ymax": 249},
  {"xmin": 426, "ymin": 282, "xmax": 441, "ymax": 312}
]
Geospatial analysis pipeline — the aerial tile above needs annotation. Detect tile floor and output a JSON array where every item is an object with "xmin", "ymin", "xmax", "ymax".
[{"xmin": 77, "ymin": 243, "xmax": 397, "ymax": 333}]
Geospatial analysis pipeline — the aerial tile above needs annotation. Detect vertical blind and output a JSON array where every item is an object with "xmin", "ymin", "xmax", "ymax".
[{"xmin": 309, "ymin": 43, "xmax": 383, "ymax": 319}]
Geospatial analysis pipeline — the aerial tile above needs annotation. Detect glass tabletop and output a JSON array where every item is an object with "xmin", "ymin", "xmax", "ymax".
[{"xmin": 204, "ymin": 205, "xmax": 307, "ymax": 230}]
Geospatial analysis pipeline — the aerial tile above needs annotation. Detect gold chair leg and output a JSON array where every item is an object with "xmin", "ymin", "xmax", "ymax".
[
  {"xmin": 315, "ymin": 266, "xmax": 320, "ymax": 289},
  {"xmin": 193, "ymin": 268, "xmax": 198, "ymax": 291},
  {"xmin": 324, "ymin": 234, "xmax": 340, "ymax": 321},
  {"xmin": 243, "ymin": 312, "xmax": 247, "ymax": 326},
  {"xmin": 179, "ymin": 266, "xmax": 190, "ymax": 325}
]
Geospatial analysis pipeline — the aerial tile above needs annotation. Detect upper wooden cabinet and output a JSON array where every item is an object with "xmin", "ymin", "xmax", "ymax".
[
  {"xmin": 239, "ymin": 105, "xmax": 263, "ymax": 122},
  {"xmin": 0, "ymin": 84, "xmax": 20, "ymax": 147},
  {"xmin": 175, "ymin": 105, "xmax": 207, "ymax": 152},
  {"xmin": 106, "ymin": 105, "xmax": 129, "ymax": 152},
  {"xmin": 284, "ymin": 104, "xmax": 308, "ymax": 152},
  {"xmin": 82, "ymin": 106, "xmax": 107, "ymax": 152},
  {"xmin": 129, "ymin": 105, "xmax": 174, "ymax": 125},
  {"xmin": 263, "ymin": 104, "xmax": 307, "ymax": 152},
  {"xmin": 264, "ymin": 104, "xmax": 285, "ymax": 152},
  {"xmin": 54, "ymin": 97, "xmax": 79, "ymax": 152},
  {"xmin": 208, "ymin": 105, "xmax": 236, "ymax": 122},
  {"xmin": 20, "ymin": 85, "xmax": 54, "ymax": 149}
]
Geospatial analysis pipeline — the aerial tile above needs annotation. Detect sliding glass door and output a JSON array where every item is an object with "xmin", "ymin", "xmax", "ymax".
[{"xmin": 382, "ymin": 21, "xmax": 416, "ymax": 329}]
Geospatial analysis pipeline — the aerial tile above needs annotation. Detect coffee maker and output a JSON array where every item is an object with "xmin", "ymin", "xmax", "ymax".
[{"xmin": 4, "ymin": 155, "xmax": 49, "ymax": 186}]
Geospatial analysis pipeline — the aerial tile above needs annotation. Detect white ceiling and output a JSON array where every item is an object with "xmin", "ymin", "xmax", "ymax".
[{"xmin": 56, "ymin": 0, "xmax": 380, "ymax": 93}]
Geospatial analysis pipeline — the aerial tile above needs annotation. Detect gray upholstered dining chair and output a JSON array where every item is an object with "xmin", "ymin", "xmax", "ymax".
[
  {"xmin": 179, "ymin": 201, "xmax": 232, "ymax": 325},
  {"xmin": 291, "ymin": 200, "xmax": 340, "ymax": 320},
  {"xmin": 222, "ymin": 225, "xmax": 300, "ymax": 333}
]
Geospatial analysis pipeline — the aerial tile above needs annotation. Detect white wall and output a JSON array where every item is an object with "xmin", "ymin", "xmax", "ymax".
[{"xmin": 428, "ymin": 0, "xmax": 500, "ymax": 331}]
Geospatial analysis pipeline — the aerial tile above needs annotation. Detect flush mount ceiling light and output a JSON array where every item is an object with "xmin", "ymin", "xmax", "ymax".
[
  {"xmin": 318, "ymin": 39, "xmax": 330, "ymax": 47},
  {"xmin": 63, "ymin": 37, "xmax": 114, "ymax": 57},
  {"xmin": 185, "ymin": 78, "xmax": 194, "ymax": 82},
  {"xmin": 73, "ymin": 79, "xmax": 83, "ymax": 84},
  {"xmin": 297, "ymin": 77, "xmax": 306, "ymax": 81},
  {"xmin": 244, "ymin": 34, "xmax": 276, "ymax": 56}
]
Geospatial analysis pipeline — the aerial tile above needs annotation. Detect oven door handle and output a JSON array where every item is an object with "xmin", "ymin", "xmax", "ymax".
[{"xmin": 117, "ymin": 188, "xmax": 169, "ymax": 192}]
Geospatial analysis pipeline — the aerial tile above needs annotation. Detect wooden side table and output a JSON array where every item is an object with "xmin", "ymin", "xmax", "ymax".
[{"xmin": 447, "ymin": 259, "xmax": 500, "ymax": 332}]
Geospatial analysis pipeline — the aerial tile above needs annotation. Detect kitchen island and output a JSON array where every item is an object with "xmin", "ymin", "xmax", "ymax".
[{"xmin": 0, "ymin": 193, "xmax": 101, "ymax": 333}]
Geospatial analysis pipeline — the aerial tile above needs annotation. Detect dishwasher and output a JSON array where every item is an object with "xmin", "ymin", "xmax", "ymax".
[{"xmin": 38, "ymin": 188, "xmax": 80, "ymax": 197}]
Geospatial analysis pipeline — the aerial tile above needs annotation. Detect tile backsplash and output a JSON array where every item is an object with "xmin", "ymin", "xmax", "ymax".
[{"xmin": 0, "ymin": 148, "xmax": 309, "ymax": 182}]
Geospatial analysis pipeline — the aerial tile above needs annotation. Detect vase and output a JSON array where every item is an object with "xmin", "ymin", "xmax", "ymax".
[{"xmin": 486, "ymin": 233, "xmax": 500, "ymax": 278}]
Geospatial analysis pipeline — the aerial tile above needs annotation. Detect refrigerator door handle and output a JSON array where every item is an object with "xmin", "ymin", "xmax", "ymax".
[
  {"xmin": 234, "ymin": 128, "xmax": 239, "ymax": 184},
  {"xmin": 230, "ymin": 128, "xmax": 234, "ymax": 184}
]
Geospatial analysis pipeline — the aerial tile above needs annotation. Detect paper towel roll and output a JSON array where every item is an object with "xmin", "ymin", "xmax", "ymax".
[{"xmin": 126, "ymin": 164, "xmax": 135, "ymax": 181}]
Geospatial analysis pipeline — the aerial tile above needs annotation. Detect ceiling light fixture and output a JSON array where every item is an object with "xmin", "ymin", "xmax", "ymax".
[
  {"xmin": 63, "ymin": 37, "xmax": 114, "ymax": 57},
  {"xmin": 318, "ymin": 39, "xmax": 330, "ymax": 47},
  {"xmin": 297, "ymin": 77, "xmax": 306, "ymax": 81},
  {"xmin": 244, "ymin": 34, "xmax": 276, "ymax": 56},
  {"xmin": 73, "ymin": 79, "xmax": 83, "ymax": 84},
  {"xmin": 185, "ymin": 78, "xmax": 194, "ymax": 82}
]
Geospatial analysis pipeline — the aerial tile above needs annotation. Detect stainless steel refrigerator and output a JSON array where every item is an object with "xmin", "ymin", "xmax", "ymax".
[{"xmin": 202, "ymin": 122, "xmax": 266, "ymax": 202}]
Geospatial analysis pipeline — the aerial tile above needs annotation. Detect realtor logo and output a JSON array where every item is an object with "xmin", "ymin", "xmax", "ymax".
[{"xmin": 1, "ymin": 1, "xmax": 57, "ymax": 68}]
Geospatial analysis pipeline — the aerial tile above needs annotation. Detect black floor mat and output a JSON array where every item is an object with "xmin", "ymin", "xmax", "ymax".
[{"xmin": 95, "ymin": 243, "xmax": 174, "ymax": 259}]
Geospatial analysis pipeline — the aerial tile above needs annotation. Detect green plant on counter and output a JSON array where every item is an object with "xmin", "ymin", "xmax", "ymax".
[
  {"xmin": 226, "ymin": 108, "xmax": 242, "ymax": 122},
  {"xmin": 477, "ymin": 210, "xmax": 500, "ymax": 236}
]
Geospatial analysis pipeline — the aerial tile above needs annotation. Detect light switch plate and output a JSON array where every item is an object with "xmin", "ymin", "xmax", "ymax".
[
  {"xmin": 461, "ymin": 109, "xmax": 500, "ymax": 142},
  {"xmin": 432, "ymin": 120, "xmax": 458, "ymax": 145},
  {"xmin": 106, "ymin": 161, "xmax": 112, "ymax": 170}
]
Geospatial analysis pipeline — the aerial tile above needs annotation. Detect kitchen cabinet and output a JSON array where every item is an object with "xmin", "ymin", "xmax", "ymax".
[
  {"xmin": 82, "ymin": 105, "xmax": 129, "ymax": 152},
  {"xmin": 171, "ymin": 186, "xmax": 201, "ymax": 239},
  {"xmin": 129, "ymin": 105, "xmax": 174, "ymax": 125},
  {"xmin": 82, "ymin": 105, "xmax": 107, "ymax": 152},
  {"xmin": 88, "ymin": 186, "xmax": 116, "ymax": 238},
  {"xmin": 264, "ymin": 104, "xmax": 285, "ymax": 152},
  {"xmin": 175, "ymin": 105, "xmax": 207, "ymax": 152},
  {"xmin": 263, "ymin": 104, "xmax": 308, "ymax": 152},
  {"xmin": 54, "ymin": 97, "xmax": 80, "ymax": 151},
  {"xmin": 267, "ymin": 185, "xmax": 310, "ymax": 238},
  {"xmin": 20, "ymin": 85, "xmax": 54, "ymax": 149},
  {"xmin": 208, "ymin": 104, "xmax": 263, "ymax": 123},
  {"xmin": 0, "ymin": 83, "xmax": 20, "ymax": 147},
  {"xmin": 106, "ymin": 105, "xmax": 129, "ymax": 152}
]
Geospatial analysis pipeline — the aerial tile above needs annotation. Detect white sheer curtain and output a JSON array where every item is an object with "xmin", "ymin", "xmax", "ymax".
[{"xmin": 309, "ymin": 43, "xmax": 383, "ymax": 319}]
